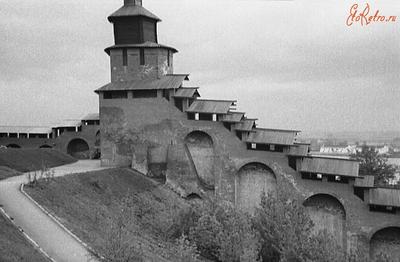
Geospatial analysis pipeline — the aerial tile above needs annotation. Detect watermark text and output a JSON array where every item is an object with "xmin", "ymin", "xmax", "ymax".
[{"xmin": 346, "ymin": 3, "xmax": 397, "ymax": 26}]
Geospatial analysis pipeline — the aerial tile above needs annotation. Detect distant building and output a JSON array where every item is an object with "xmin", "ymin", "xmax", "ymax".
[
  {"xmin": 320, "ymin": 145, "xmax": 358, "ymax": 155},
  {"xmin": 0, "ymin": 114, "xmax": 100, "ymax": 159}
]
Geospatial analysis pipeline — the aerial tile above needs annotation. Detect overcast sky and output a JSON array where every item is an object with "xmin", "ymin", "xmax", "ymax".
[{"xmin": 0, "ymin": 0, "xmax": 399, "ymax": 133}]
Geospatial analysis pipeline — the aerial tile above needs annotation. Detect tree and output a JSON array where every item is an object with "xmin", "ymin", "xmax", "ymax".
[
  {"xmin": 353, "ymin": 145, "xmax": 396, "ymax": 185},
  {"xmin": 253, "ymin": 186, "xmax": 345, "ymax": 262}
]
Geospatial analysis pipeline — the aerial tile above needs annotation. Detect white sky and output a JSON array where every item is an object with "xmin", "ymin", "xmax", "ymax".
[{"xmin": 0, "ymin": 0, "xmax": 399, "ymax": 133}]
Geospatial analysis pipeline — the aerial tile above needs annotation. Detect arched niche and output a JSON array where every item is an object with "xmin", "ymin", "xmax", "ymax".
[
  {"xmin": 67, "ymin": 138, "xmax": 90, "ymax": 159},
  {"xmin": 236, "ymin": 162, "xmax": 276, "ymax": 213},
  {"xmin": 370, "ymin": 227, "xmax": 400, "ymax": 260},
  {"xmin": 304, "ymin": 194, "xmax": 346, "ymax": 248},
  {"xmin": 184, "ymin": 131, "xmax": 215, "ymax": 189}
]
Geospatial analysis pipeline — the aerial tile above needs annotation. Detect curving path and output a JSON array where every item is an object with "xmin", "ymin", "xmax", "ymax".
[{"xmin": 0, "ymin": 160, "xmax": 106, "ymax": 262}]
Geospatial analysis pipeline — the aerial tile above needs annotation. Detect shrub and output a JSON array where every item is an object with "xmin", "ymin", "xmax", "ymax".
[
  {"xmin": 175, "ymin": 234, "xmax": 201, "ymax": 262},
  {"xmin": 188, "ymin": 200, "xmax": 260, "ymax": 262},
  {"xmin": 253, "ymin": 187, "xmax": 345, "ymax": 262}
]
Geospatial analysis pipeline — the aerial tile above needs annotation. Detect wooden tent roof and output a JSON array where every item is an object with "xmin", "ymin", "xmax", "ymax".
[{"xmin": 108, "ymin": 4, "xmax": 161, "ymax": 22}]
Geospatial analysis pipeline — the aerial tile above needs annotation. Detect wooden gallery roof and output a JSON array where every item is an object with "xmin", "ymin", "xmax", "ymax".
[
  {"xmin": 287, "ymin": 143, "xmax": 310, "ymax": 156},
  {"xmin": 81, "ymin": 113, "xmax": 100, "ymax": 121},
  {"xmin": 186, "ymin": 99, "xmax": 236, "ymax": 114},
  {"xmin": 299, "ymin": 157, "xmax": 359, "ymax": 177},
  {"xmin": 368, "ymin": 188, "xmax": 400, "ymax": 207},
  {"xmin": 234, "ymin": 119, "xmax": 257, "ymax": 132},
  {"xmin": 0, "ymin": 126, "xmax": 53, "ymax": 135},
  {"xmin": 354, "ymin": 175, "xmax": 375, "ymax": 188},
  {"xmin": 220, "ymin": 111, "xmax": 245, "ymax": 123},
  {"xmin": 173, "ymin": 87, "xmax": 200, "ymax": 98},
  {"xmin": 95, "ymin": 74, "xmax": 189, "ymax": 92},
  {"xmin": 246, "ymin": 128, "xmax": 299, "ymax": 146}
]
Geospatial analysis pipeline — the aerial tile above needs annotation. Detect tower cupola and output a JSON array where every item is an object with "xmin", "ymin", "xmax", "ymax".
[
  {"xmin": 108, "ymin": 0, "xmax": 161, "ymax": 45},
  {"xmin": 106, "ymin": 0, "xmax": 178, "ymax": 82}
]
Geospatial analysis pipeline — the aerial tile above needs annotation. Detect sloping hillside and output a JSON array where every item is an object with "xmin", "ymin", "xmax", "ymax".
[
  {"xmin": 24, "ymin": 168, "xmax": 196, "ymax": 261},
  {"xmin": 0, "ymin": 166, "xmax": 22, "ymax": 180},
  {"xmin": 0, "ymin": 212, "xmax": 48, "ymax": 262},
  {"xmin": 0, "ymin": 149, "xmax": 76, "ymax": 173}
]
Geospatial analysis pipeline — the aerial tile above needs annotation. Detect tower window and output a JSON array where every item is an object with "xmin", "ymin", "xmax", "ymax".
[
  {"xmin": 140, "ymin": 48, "xmax": 145, "ymax": 65},
  {"xmin": 167, "ymin": 50, "xmax": 171, "ymax": 66},
  {"xmin": 122, "ymin": 48, "xmax": 128, "ymax": 66}
]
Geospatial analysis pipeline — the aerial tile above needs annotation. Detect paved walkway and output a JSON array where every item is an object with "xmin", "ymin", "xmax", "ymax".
[{"xmin": 0, "ymin": 160, "xmax": 106, "ymax": 262}]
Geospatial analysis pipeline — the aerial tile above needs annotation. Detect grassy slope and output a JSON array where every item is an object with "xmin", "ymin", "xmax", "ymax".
[
  {"xmin": 0, "ymin": 166, "xmax": 22, "ymax": 180},
  {"xmin": 0, "ymin": 149, "xmax": 76, "ymax": 173},
  {"xmin": 25, "ymin": 168, "xmax": 192, "ymax": 262},
  {"xmin": 0, "ymin": 213, "xmax": 48, "ymax": 262}
]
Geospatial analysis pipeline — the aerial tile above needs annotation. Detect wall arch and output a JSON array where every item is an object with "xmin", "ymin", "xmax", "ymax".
[
  {"xmin": 235, "ymin": 162, "xmax": 276, "ymax": 213},
  {"xmin": 370, "ymin": 227, "xmax": 400, "ymax": 260},
  {"xmin": 303, "ymin": 194, "xmax": 346, "ymax": 248},
  {"xmin": 67, "ymin": 138, "xmax": 90, "ymax": 159},
  {"xmin": 184, "ymin": 131, "xmax": 215, "ymax": 189},
  {"xmin": 6, "ymin": 144, "xmax": 21, "ymax": 148}
]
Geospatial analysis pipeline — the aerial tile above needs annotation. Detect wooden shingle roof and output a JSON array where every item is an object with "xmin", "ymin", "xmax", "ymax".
[
  {"xmin": 186, "ymin": 99, "xmax": 236, "ymax": 114},
  {"xmin": 368, "ymin": 188, "xmax": 400, "ymax": 207},
  {"xmin": 246, "ymin": 128, "xmax": 299, "ymax": 146},
  {"xmin": 95, "ymin": 75, "xmax": 188, "ymax": 92},
  {"xmin": 299, "ymin": 157, "xmax": 359, "ymax": 177}
]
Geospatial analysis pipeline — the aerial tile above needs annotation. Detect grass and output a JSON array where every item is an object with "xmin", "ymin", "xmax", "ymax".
[
  {"xmin": 0, "ymin": 148, "xmax": 76, "ymax": 173},
  {"xmin": 0, "ymin": 212, "xmax": 48, "ymax": 262},
  {"xmin": 25, "ymin": 168, "xmax": 194, "ymax": 262},
  {"xmin": 0, "ymin": 166, "xmax": 22, "ymax": 180}
]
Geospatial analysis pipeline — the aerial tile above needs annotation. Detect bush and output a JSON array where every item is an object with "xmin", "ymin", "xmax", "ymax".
[
  {"xmin": 188, "ymin": 200, "xmax": 260, "ymax": 262},
  {"xmin": 175, "ymin": 234, "xmax": 201, "ymax": 262},
  {"xmin": 253, "ymin": 187, "xmax": 345, "ymax": 262},
  {"xmin": 92, "ymin": 211, "xmax": 143, "ymax": 262}
]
